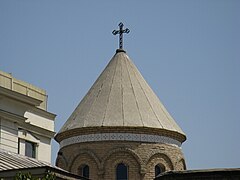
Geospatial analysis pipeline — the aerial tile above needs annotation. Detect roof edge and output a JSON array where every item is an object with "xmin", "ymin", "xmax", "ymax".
[
  {"xmin": 55, "ymin": 126, "xmax": 186, "ymax": 144},
  {"xmin": 0, "ymin": 86, "xmax": 42, "ymax": 107},
  {"xmin": 158, "ymin": 168, "xmax": 240, "ymax": 178}
]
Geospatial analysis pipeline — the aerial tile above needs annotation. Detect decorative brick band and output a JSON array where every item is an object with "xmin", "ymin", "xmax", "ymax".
[{"xmin": 60, "ymin": 133, "xmax": 182, "ymax": 148}]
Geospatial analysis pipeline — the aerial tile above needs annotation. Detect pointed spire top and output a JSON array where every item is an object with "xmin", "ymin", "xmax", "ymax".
[
  {"xmin": 112, "ymin": 22, "xmax": 130, "ymax": 49},
  {"xmin": 56, "ymin": 51, "xmax": 186, "ymax": 143}
]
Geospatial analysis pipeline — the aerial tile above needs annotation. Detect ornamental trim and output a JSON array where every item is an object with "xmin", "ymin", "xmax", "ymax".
[{"xmin": 60, "ymin": 133, "xmax": 181, "ymax": 148}]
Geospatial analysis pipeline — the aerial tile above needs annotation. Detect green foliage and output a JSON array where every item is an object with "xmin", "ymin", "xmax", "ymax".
[
  {"xmin": 14, "ymin": 170, "xmax": 56, "ymax": 180},
  {"xmin": 42, "ymin": 171, "xmax": 56, "ymax": 180},
  {"xmin": 14, "ymin": 172, "xmax": 32, "ymax": 180}
]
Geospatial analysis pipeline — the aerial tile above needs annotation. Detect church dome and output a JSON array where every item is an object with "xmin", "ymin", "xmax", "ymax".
[
  {"xmin": 55, "ymin": 49, "xmax": 186, "ymax": 144},
  {"xmin": 55, "ymin": 48, "xmax": 187, "ymax": 179}
]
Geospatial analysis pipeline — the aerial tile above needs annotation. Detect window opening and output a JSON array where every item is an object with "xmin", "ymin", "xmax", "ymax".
[
  {"xmin": 79, "ymin": 164, "xmax": 89, "ymax": 178},
  {"xmin": 116, "ymin": 163, "xmax": 128, "ymax": 180},
  {"xmin": 25, "ymin": 140, "xmax": 36, "ymax": 158},
  {"xmin": 155, "ymin": 164, "xmax": 165, "ymax": 177},
  {"xmin": 18, "ymin": 138, "xmax": 20, "ymax": 154}
]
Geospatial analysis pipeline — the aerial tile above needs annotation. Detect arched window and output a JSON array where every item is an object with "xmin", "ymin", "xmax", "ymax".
[
  {"xmin": 79, "ymin": 164, "xmax": 89, "ymax": 178},
  {"xmin": 155, "ymin": 164, "xmax": 165, "ymax": 177},
  {"xmin": 116, "ymin": 163, "xmax": 128, "ymax": 180}
]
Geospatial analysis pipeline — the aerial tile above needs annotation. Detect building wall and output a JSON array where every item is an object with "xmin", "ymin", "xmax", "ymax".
[
  {"xmin": 24, "ymin": 111, "xmax": 54, "ymax": 132},
  {"xmin": 18, "ymin": 129, "xmax": 52, "ymax": 162},
  {"xmin": 0, "ymin": 70, "xmax": 55, "ymax": 163},
  {"xmin": 0, "ymin": 118, "xmax": 18, "ymax": 152},
  {"xmin": 0, "ymin": 71, "xmax": 47, "ymax": 110},
  {"xmin": 0, "ymin": 104, "xmax": 54, "ymax": 162},
  {"xmin": 56, "ymin": 141, "xmax": 186, "ymax": 180}
]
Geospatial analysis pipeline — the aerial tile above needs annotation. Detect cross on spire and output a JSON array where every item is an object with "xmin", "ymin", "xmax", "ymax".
[{"xmin": 112, "ymin": 22, "xmax": 130, "ymax": 49}]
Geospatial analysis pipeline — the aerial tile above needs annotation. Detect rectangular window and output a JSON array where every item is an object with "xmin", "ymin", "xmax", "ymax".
[
  {"xmin": 25, "ymin": 140, "xmax": 36, "ymax": 158},
  {"xmin": 18, "ymin": 138, "xmax": 20, "ymax": 154}
]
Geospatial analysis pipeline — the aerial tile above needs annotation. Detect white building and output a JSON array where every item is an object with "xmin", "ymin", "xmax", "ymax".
[{"xmin": 0, "ymin": 70, "xmax": 56, "ymax": 163}]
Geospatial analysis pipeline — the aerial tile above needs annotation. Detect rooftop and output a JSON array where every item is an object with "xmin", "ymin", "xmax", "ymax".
[
  {"xmin": 57, "ymin": 50, "xmax": 185, "ymax": 142},
  {"xmin": 0, "ymin": 148, "xmax": 86, "ymax": 179},
  {"xmin": 0, "ymin": 70, "xmax": 47, "ymax": 110}
]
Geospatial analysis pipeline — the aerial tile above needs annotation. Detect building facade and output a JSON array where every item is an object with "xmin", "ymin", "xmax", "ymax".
[
  {"xmin": 55, "ymin": 49, "xmax": 187, "ymax": 180},
  {"xmin": 155, "ymin": 168, "xmax": 240, "ymax": 180},
  {"xmin": 0, "ymin": 71, "xmax": 56, "ymax": 163},
  {"xmin": 0, "ymin": 148, "xmax": 87, "ymax": 180}
]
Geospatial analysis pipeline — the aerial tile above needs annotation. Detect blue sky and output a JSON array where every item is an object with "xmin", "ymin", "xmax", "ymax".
[{"xmin": 1, "ymin": 0, "xmax": 240, "ymax": 170}]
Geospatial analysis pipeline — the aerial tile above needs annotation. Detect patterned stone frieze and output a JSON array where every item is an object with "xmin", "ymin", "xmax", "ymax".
[{"xmin": 60, "ymin": 133, "xmax": 181, "ymax": 148}]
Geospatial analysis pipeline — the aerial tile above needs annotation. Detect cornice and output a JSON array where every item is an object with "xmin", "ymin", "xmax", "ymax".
[
  {"xmin": 18, "ymin": 122, "xmax": 55, "ymax": 138},
  {"xmin": 28, "ymin": 107, "xmax": 56, "ymax": 120},
  {"xmin": 55, "ymin": 126, "xmax": 186, "ymax": 144},
  {"xmin": 0, "ymin": 109, "xmax": 55, "ymax": 138},
  {"xmin": 0, "ymin": 109, "xmax": 27, "ymax": 122},
  {"xmin": 0, "ymin": 86, "xmax": 42, "ymax": 107},
  {"xmin": 59, "ymin": 133, "xmax": 182, "ymax": 148}
]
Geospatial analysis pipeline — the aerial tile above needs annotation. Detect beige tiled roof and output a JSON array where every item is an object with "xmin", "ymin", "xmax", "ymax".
[
  {"xmin": 0, "ymin": 149, "xmax": 87, "ymax": 179},
  {"xmin": 58, "ymin": 50, "xmax": 185, "ymax": 136},
  {"xmin": 0, "ymin": 148, "xmax": 51, "ymax": 171}
]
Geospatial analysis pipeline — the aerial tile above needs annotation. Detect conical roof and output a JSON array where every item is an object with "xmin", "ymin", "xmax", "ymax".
[{"xmin": 57, "ymin": 50, "xmax": 185, "ymax": 140}]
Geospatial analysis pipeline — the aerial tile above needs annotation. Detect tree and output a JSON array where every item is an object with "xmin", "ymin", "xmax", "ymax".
[{"xmin": 14, "ymin": 171, "xmax": 56, "ymax": 180}]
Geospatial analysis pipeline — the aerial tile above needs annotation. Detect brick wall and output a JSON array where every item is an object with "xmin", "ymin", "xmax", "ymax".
[{"xmin": 56, "ymin": 141, "xmax": 186, "ymax": 180}]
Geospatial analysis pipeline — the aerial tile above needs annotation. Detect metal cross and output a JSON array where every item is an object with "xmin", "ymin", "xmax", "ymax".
[{"xmin": 112, "ymin": 22, "xmax": 130, "ymax": 49}]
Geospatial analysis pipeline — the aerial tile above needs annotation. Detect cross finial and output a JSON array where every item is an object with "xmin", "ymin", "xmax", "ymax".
[{"xmin": 112, "ymin": 22, "xmax": 130, "ymax": 49}]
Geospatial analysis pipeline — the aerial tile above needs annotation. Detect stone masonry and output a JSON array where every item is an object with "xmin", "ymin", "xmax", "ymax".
[{"xmin": 56, "ymin": 141, "xmax": 186, "ymax": 180}]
